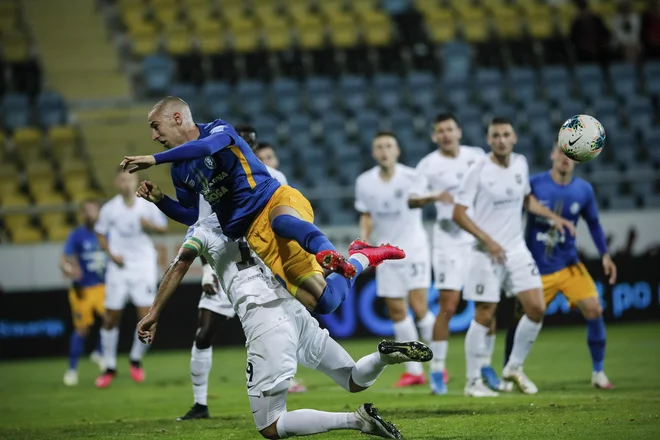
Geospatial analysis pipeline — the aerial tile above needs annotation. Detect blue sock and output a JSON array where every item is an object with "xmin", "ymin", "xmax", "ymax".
[
  {"xmin": 95, "ymin": 332, "xmax": 103, "ymax": 354},
  {"xmin": 314, "ymin": 257, "xmax": 365, "ymax": 314},
  {"xmin": 69, "ymin": 331, "xmax": 86, "ymax": 370},
  {"xmin": 586, "ymin": 317, "xmax": 606, "ymax": 372},
  {"xmin": 271, "ymin": 215, "xmax": 336, "ymax": 254}
]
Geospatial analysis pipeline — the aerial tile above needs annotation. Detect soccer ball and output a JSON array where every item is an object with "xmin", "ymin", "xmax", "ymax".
[{"xmin": 557, "ymin": 114, "xmax": 606, "ymax": 162}]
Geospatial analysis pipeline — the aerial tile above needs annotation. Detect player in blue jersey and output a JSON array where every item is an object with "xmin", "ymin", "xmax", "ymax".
[
  {"xmin": 504, "ymin": 143, "xmax": 617, "ymax": 389},
  {"xmin": 60, "ymin": 199, "xmax": 107, "ymax": 386},
  {"xmin": 120, "ymin": 97, "xmax": 404, "ymax": 316}
]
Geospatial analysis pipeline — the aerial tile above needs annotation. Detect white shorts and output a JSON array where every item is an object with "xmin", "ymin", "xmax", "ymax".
[
  {"xmin": 245, "ymin": 299, "xmax": 329, "ymax": 399},
  {"xmin": 432, "ymin": 242, "xmax": 473, "ymax": 291},
  {"xmin": 198, "ymin": 290, "xmax": 236, "ymax": 318},
  {"xmin": 104, "ymin": 274, "xmax": 156, "ymax": 310},
  {"xmin": 375, "ymin": 258, "xmax": 431, "ymax": 298},
  {"xmin": 463, "ymin": 244, "xmax": 542, "ymax": 303}
]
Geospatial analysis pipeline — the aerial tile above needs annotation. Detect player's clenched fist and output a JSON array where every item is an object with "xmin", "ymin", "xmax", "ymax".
[
  {"xmin": 137, "ymin": 180, "xmax": 164, "ymax": 203},
  {"xmin": 137, "ymin": 312, "xmax": 158, "ymax": 344}
]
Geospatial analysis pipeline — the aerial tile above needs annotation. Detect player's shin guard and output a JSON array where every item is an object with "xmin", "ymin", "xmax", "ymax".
[
  {"xmin": 276, "ymin": 410, "xmax": 360, "ymax": 438},
  {"xmin": 416, "ymin": 311, "xmax": 435, "ymax": 344},
  {"xmin": 100, "ymin": 327, "xmax": 119, "ymax": 371},
  {"xmin": 314, "ymin": 255, "xmax": 367, "ymax": 314},
  {"xmin": 191, "ymin": 344, "xmax": 212, "ymax": 406},
  {"xmin": 68, "ymin": 331, "xmax": 86, "ymax": 370},
  {"xmin": 393, "ymin": 317, "xmax": 423, "ymax": 376},
  {"xmin": 507, "ymin": 315, "xmax": 542, "ymax": 367},
  {"xmin": 129, "ymin": 328, "xmax": 150, "ymax": 363},
  {"xmin": 586, "ymin": 317, "xmax": 606, "ymax": 372},
  {"xmin": 271, "ymin": 214, "xmax": 335, "ymax": 254}
]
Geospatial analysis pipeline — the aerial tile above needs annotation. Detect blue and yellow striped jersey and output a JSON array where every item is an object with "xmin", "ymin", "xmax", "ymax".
[{"xmin": 169, "ymin": 120, "xmax": 280, "ymax": 239}]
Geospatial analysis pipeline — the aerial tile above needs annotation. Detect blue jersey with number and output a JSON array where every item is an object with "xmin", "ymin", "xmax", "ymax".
[
  {"xmin": 63, "ymin": 226, "xmax": 106, "ymax": 287},
  {"xmin": 169, "ymin": 120, "xmax": 280, "ymax": 239},
  {"xmin": 525, "ymin": 171, "xmax": 605, "ymax": 275}
]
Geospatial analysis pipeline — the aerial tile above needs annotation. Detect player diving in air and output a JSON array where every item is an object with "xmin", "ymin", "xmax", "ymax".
[
  {"xmin": 503, "ymin": 142, "xmax": 617, "ymax": 390},
  {"xmin": 120, "ymin": 96, "xmax": 404, "ymax": 316},
  {"xmin": 135, "ymin": 210, "xmax": 432, "ymax": 438}
]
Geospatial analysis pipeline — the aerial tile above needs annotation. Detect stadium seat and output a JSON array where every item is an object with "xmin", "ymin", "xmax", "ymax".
[
  {"xmin": 476, "ymin": 68, "xmax": 504, "ymax": 106},
  {"xmin": 36, "ymin": 91, "xmax": 66, "ymax": 128},
  {"xmin": 152, "ymin": 0, "xmax": 180, "ymax": 27},
  {"xmin": 643, "ymin": 61, "xmax": 660, "ymax": 94},
  {"xmin": 45, "ymin": 224, "xmax": 73, "ymax": 242},
  {"xmin": 130, "ymin": 21, "xmax": 160, "ymax": 57},
  {"xmin": 609, "ymin": 62, "xmax": 638, "ymax": 98},
  {"xmin": 491, "ymin": 5, "xmax": 523, "ymax": 39},
  {"xmin": 2, "ymin": 93, "xmax": 31, "ymax": 130},
  {"xmin": 441, "ymin": 41, "xmax": 472, "ymax": 81},
  {"xmin": 142, "ymin": 55, "xmax": 175, "ymax": 95},
  {"xmin": 287, "ymin": 113, "xmax": 312, "ymax": 134},
  {"xmin": 575, "ymin": 64, "xmax": 605, "ymax": 101},
  {"xmin": 525, "ymin": 5, "xmax": 554, "ymax": 39},
  {"xmin": 264, "ymin": 20, "xmax": 293, "ymax": 52},
  {"xmin": 10, "ymin": 224, "xmax": 44, "ymax": 244},
  {"xmin": 12, "ymin": 127, "xmax": 43, "ymax": 163},
  {"xmin": 195, "ymin": 19, "xmax": 226, "ymax": 55},
  {"xmin": 626, "ymin": 96, "xmax": 653, "ymax": 131},
  {"xmin": 271, "ymin": 78, "xmax": 300, "ymax": 114},
  {"xmin": 163, "ymin": 23, "xmax": 193, "ymax": 55},
  {"xmin": 3, "ymin": 29, "xmax": 30, "ymax": 63},
  {"xmin": 541, "ymin": 66, "xmax": 571, "ymax": 102},
  {"xmin": 558, "ymin": 99, "xmax": 585, "ymax": 121}
]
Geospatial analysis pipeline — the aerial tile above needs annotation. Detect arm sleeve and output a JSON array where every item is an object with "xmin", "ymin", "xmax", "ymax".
[
  {"xmin": 153, "ymin": 133, "xmax": 235, "ymax": 164},
  {"xmin": 581, "ymin": 184, "xmax": 608, "ymax": 256},
  {"xmin": 63, "ymin": 231, "xmax": 77, "ymax": 256},
  {"xmin": 522, "ymin": 157, "xmax": 532, "ymax": 196},
  {"xmin": 94, "ymin": 204, "xmax": 111, "ymax": 235},
  {"xmin": 182, "ymin": 224, "xmax": 208, "ymax": 257},
  {"xmin": 155, "ymin": 195, "xmax": 199, "ymax": 226},
  {"xmin": 354, "ymin": 177, "xmax": 369, "ymax": 213},
  {"xmin": 454, "ymin": 158, "xmax": 482, "ymax": 208}
]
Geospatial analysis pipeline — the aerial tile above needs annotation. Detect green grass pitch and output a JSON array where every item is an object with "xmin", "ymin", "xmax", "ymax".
[{"xmin": 1, "ymin": 322, "xmax": 659, "ymax": 440}]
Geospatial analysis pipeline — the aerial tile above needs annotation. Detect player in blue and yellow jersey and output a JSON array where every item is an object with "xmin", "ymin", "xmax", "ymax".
[
  {"xmin": 120, "ymin": 97, "xmax": 404, "ymax": 316},
  {"xmin": 60, "ymin": 199, "xmax": 107, "ymax": 386},
  {"xmin": 504, "ymin": 143, "xmax": 617, "ymax": 389}
]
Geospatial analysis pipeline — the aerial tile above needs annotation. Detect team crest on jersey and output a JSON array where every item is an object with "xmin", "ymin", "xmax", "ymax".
[
  {"xmin": 83, "ymin": 240, "xmax": 92, "ymax": 250},
  {"xmin": 515, "ymin": 174, "xmax": 522, "ymax": 184},
  {"xmin": 204, "ymin": 156, "xmax": 216, "ymax": 169},
  {"xmin": 506, "ymin": 188, "xmax": 513, "ymax": 196},
  {"xmin": 570, "ymin": 202, "xmax": 580, "ymax": 214},
  {"xmin": 394, "ymin": 189, "xmax": 403, "ymax": 198}
]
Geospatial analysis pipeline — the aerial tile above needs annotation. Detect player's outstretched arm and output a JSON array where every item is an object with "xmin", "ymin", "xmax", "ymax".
[
  {"xmin": 151, "ymin": 133, "xmax": 235, "ymax": 165},
  {"xmin": 137, "ymin": 246, "xmax": 197, "ymax": 344},
  {"xmin": 524, "ymin": 194, "xmax": 576, "ymax": 237}
]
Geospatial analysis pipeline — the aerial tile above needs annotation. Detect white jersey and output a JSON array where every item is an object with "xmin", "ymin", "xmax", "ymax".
[
  {"xmin": 412, "ymin": 146, "xmax": 485, "ymax": 247},
  {"xmin": 455, "ymin": 153, "xmax": 531, "ymax": 251},
  {"xmin": 95, "ymin": 195, "xmax": 167, "ymax": 275},
  {"xmin": 354, "ymin": 164, "xmax": 428, "ymax": 259},
  {"xmin": 184, "ymin": 214, "xmax": 290, "ymax": 339},
  {"xmin": 195, "ymin": 166, "xmax": 287, "ymax": 222}
]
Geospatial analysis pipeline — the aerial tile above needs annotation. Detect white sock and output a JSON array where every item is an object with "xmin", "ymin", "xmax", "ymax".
[
  {"xmin": 276, "ymin": 410, "xmax": 360, "ymax": 438},
  {"xmin": 129, "ymin": 329, "xmax": 150, "ymax": 362},
  {"xmin": 507, "ymin": 315, "xmax": 543, "ymax": 368},
  {"xmin": 465, "ymin": 320, "xmax": 489, "ymax": 381},
  {"xmin": 351, "ymin": 352, "xmax": 388, "ymax": 387},
  {"xmin": 430, "ymin": 340, "xmax": 448, "ymax": 373},
  {"xmin": 351, "ymin": 253, "xmax": 369, "ymax": 269},
  {"xmin": 416, "ymin": 311, "xmax": 435, "ymax": 344},
  {"xmin": 392, "ymin": 316, "xmax": 423, "ymax": 375},
  {"xmin": 100, "ymin": 327, "xmax": 119, "ymax": 370},
  {"xmin": 191, "ymin": 344, "xmax": 212, "ymax": 406},
  {"xmin": 483, "ymin": 333, "xmax": 496, "ymax": 366}
]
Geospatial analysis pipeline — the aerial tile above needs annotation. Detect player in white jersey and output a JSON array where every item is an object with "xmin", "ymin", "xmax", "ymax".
[
  {"xmin": 94, "ymin": 170, "xmax": 168, "ymax": 388},
  {"xmin": 136, "ymin": 213, "xmax": 433, "ymax": 439},
  {"xmin": 453, "ymin": 117, "xmax": 575, "ymax": 397},
  {"xmin": 355, "ymin": 131, "xmax": 434, "ymax": 388},
  {"xmin": 408, "ymin": 113, "xmax": 486, "ymax": 395}
]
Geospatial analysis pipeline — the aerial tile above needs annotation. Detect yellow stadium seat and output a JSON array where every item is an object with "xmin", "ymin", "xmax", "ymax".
[
  {"xmin": 4, "ymin": 213, "xmax": 31, "ymax": 231},
  {"xmin": 198, "ymin": 25, "xmax": 227, "ymax": 55},
  {"xmin": 232, "ymin": 30, "xmax": 260, "ymax": 53},
  {"xmin": 426, "ymin": 18, "xmax": 457, "ymax": 43},
  {"xmin": 318, "ymin": 0, "xmax": 346, "ymax": 18},
  {"xmin": 69, "ymin": 189, "xmax": 102, "ymax": 204},
  {"xmin": 462, "ymin": 19, "xmax": 490, "ymax": 43},
  {"xmin": 220, "ymin": 4, "xmax": 246, "ymax": 21},
  {"xmin": 132, "ymin": 33, "xmax": 160, "ymax": 57},
  {"xmin": 11, "ymin": 226, "xmax": 44, "ymax": 244},
  {"xmin": 329, "ymin": 25, "xmax": 360, "ymax": 48},
  {"xmin": 254, "ymin": 3, "xmax": 280, "ymax": 21},
  {"xmin": 0, "ymin": 193, "xmax": 29, "ymax": 209},
  {"xmin": 364, "ymin": 24, "xmax": 392, "ymax": 47},
  {"xmin": 48, "ymin": 125, "xmax": 77, "ymax": 147},
  {"xmin": 298, "ymin": 24, "xmax": 326, "ymax": 50},
  {"xmin": 414, "ymin": 0, "xmax": 441, "ymax": 15},
  {"xmin": 288, "ymin": 3, "xmax": 312, "ymax": 23},
  {"xmin": 264, "ymin": 25, "xmax": 293, "ymax": 51},
  {"xmin": 453, "ymin": 3, "xmax": 486, "ymax": 21},
  {"xmin": 121, "ymin": 5, "xmax": 147, "ymax": 28},
  {"xmin": 34, "ymin": 191, "xmax": 67, "ymax": 205},
  {"xmin": 227, "ymin": 17, "xmax": 257, "ymax": 32},
  {"xmin": 187, "ymin": 8, "xmax": 213, "ymax": 28},
  {"xmin": 492, "ymin": 6, "xmax": 523, "ymax": 39},
  {"xmin": 153, "ymin": 8, "xmax": 180, "ymax": 27},
  {"xmin": 182, "ymin": 0, "xmax": 211, "ymax": 10},
  {"xmin": 126, "ymin": 19, "xmax": 157, "ymax": 38},
  {"xmin": 118, "ymin": 0, "xmax": 144, "ymax": 7},
  {"xmin": 25, "ymin": 161, "xmax": 54, "ymax": 180},
  {"xmin": 40, "ymin": 211, "xmax": 68, "ymax": 227},
  {"xmin": 555, "ymin": 2, "xmax": 577, "ymax": 36},
  {"xmin": 527, "ymin": 11, "xmax": 554, "ymax": 39},
  {"xmin": 3, "ymin": 30, "xmax": 30, "ymax": 63},
  {"xmin": 359, "ymin": 10, "xmax": 391, "ymax": 27},
  {"xmin": 46, "ymin": 224, "xmax": 73, "ymax": 242},
  {"xmin": 0, "ymin": 165, "xmax": 18, "ymax": 198},
  {"xmin": 13, "ymin": 128, "xmax": 43, "ymax": 163},
  {"xmin": 164, "ymin": 23, "xmax": 193, "ymax": 55},
  {"xmin": 352, "ymin": 0, "xmax": 379, "ymax": 16}
]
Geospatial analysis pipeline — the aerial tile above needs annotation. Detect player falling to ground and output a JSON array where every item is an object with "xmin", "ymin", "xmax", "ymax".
[
  {"xmin": 453, "ymin": 117, "xmax": 576, "ymax": 397},
  {"xmin": 136, "ymin": 213, "xmax": 433, "ymax": 439},
  {"xmin": 120, "ymin": 97, "xmax": 404, "ymax": 316},
  {"xmin": 408, "ymin": 113, "xmax": 492, "ymax": 394},
  {"xmin": 94, "ymin": 170, "xmax": 168, "ymax": 388},
  {"xmin": 355, "ymin": 131, "xmax": 435, "ymax": 388},
  {"xmin": 177, "ymin": 126, "xmax": 301, "ymax": 422},
  {"xmin": 60, "ymin": 199, "xmax": 106, "ymax": 386},
  {"xmin": 502, "ymin": 143, "xmax": 617, "ymax": 389}
]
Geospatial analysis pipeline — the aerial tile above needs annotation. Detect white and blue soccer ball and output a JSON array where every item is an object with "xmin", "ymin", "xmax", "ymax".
[{"xmin": 557, "ymin": 114, "xmax": 606, "ymax": 163}]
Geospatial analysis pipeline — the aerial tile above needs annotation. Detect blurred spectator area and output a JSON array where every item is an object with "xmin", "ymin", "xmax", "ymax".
[{"xmin": 2, "ymin": 0, "xmax": 660, "ymax": 244}]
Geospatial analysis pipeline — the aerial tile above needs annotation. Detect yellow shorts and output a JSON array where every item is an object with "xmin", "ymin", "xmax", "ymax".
[
  {"xmin": 542, "ymin": 262, "xmax": 598, "ymax": 307},
  {"xmin": 69, "ymin": 284, "xmax": 105, "ymax": 329},
  {"xmin": 246, "ymin": 185, "xmax": 324, "ymax": 296}
]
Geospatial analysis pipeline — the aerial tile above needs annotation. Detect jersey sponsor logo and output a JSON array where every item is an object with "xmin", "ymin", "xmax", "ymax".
[
  {"xmin": 570, "ymin": 202, "xmax": 580, "ymax": 214},
  {"xmin": 209, "ymin": 125, "xmax": 226, "ymax": 134},
  {"xmin": 202, "ymin": 186, "xmax": 229, "ymax": 204},
  {"xmin": 204, "ymin": 156, "xmax": 216, "ymax": 169}
]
